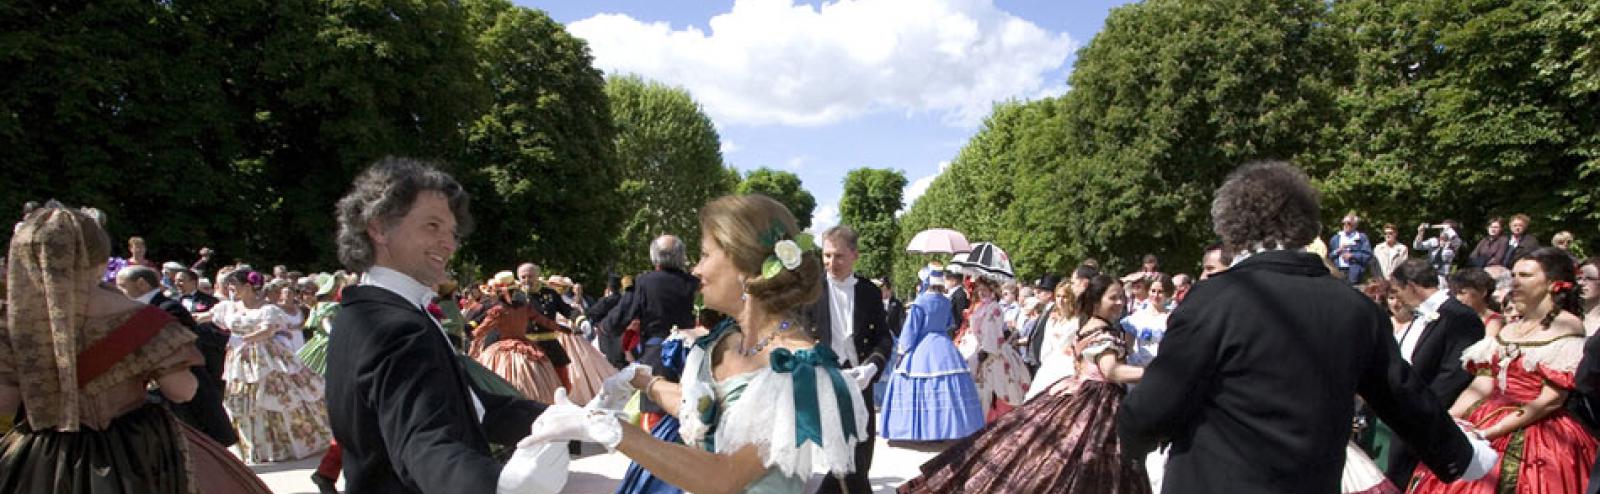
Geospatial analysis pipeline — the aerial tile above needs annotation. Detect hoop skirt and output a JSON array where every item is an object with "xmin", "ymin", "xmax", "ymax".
[
  {"xmin": 1407, "ymin": 334, "xmax": 1596, "ymax": 494},
  {"xmin": 216, "ymin": 303, "xmax": 332, "ymax": 463},
  {"xmin": 295, "ymin": 302, "xmax": 338, "ymax": 376},
  {"xmin": 880, "ymin": 292, "xmax": 984, "ymax": 441},
  {"xmin": 558, "ymin": 330, "xmax": 613, "ymax": 404},
  {"xmin": 471, "ymin": 304, "xmax": 564, "ymax": 404},
  {"xmin": 900, "ymin": 327, "xmax": 1149, "ymax": 493}
]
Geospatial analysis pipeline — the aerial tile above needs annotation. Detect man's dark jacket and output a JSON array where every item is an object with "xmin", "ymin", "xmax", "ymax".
[
  {"xmin": 148, "ymin": 291, "xmax": 236, "ymax": 446},
  {"xmin": 1117, "ymin": 250, "xmax": 1475, "ymax": 493},
  {"xmin": 328, "ymin": 285, "xmax": 545, "ymax": 493},
  {"xmin": 1383, "ymin": 297, "xmax": 1484, "ymax": 486}
]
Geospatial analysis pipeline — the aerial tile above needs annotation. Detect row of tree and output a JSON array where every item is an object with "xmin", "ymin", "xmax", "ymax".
[
  {"xmin": 893, "ymin": 0, "xmax": 1599, "ymax": 291},
  {"xmin": 2, "ymin": 0, "xmax": 824, "ymax": 286}
]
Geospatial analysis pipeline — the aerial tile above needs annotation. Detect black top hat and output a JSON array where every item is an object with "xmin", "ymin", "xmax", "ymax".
[{"xmin": 1036, "ymin": 274, "xmax": 1061, "ymax": 290}]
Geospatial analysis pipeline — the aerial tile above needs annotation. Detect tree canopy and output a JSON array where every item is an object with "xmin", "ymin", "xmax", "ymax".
[
  {"xmin": 838, "ymin": 168, "xmax": 907, "ymax": 279},
  {"xmin": 607, "ymin": 74, "xmax": 735, "ymax": 274},
  {"xmin": 737, "ymin": 168, "xmax": 817, "ymax": 231}
]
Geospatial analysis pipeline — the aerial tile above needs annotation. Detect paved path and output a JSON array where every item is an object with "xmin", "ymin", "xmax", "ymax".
[{"xmin": 254, "ymin": 438, "xmax": 948, "ymax": 493}]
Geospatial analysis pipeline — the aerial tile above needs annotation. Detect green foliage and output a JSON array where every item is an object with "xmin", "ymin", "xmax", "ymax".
[
  {"xmin": 1, "ymin": 0, "xmax": 621, "ymax": 286},
  {"xmin": 736, "ymin": 168, "xmax": 817, "ymax": 230},
  {"xmin": 838, "ymin": 168, "xmax": 907, "ymax": 279},
  {"xmin": 606, "ymin": 74, "xmax": 732, "ymax": 274},
  {"xmin": 459, "ymin": 0, "xmax": 618, "ymax": 282}
]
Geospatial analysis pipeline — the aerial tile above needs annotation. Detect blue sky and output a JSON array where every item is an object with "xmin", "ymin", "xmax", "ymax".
[{"xmin": 523, "ymin": 0, "xmax": 1135, "ymax": 231}]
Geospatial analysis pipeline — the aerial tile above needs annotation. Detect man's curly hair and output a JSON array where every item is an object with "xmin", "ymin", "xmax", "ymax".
[{"xmin": 1210, "ymin": 161, "xmax": 1321, "ymax": 252}]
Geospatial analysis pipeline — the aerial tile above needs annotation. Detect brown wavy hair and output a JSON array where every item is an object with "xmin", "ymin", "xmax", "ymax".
[{"xmin": 698, "ymin": 194, "xmax": 823, "ymax": 316}]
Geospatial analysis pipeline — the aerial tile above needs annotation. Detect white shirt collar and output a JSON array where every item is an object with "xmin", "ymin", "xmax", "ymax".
[
  {"xmin": 136, "ymin": 288, "xmax": 161, "ymax": 305},
  {"xmin": 829, "ymin": 273, "xmax": 856, "ymax": 287},
  {"xmin": 1416, "ymin": 289, "xmax": 1450, "ymax": 320},
  {"xmin": 1229, "ymin": 243, "xmax": 1304, "ymax": 267},
  {"xmin": 362, "ymin": 266, "xmax": 435, "ymax": 309}
]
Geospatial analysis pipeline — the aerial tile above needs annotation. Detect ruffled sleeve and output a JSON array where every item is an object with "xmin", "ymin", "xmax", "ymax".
[
  {"xmin": 1524, "ymin": 336, "xmax": 1584, "ymax": 390},
  {"xmin": 715, "ymin": 346, "xmax": 870, "ymax": 479},
  {"xmin": 1080, "ymin": 330, "xmax": 1125, "ymax": 361},
  {"xmin": 1459, "ymin": 335, "xmax": 1499, "ymax": 376}
]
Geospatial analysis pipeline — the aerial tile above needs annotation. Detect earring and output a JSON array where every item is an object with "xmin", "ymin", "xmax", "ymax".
[{"xmin": 739, "ymin": 276, "xmax": 749, "ymax": 301}]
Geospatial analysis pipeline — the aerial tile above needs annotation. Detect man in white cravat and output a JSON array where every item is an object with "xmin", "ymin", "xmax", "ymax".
[
  {"xmin": 809, "ymin": 225, "xmax": 893, "ymax": 494},
  {"xmin": 1384, "ymin": 260, "xmax": 1488, "ymax": 485},
  {"xmin": 324, "ymin": 157, "xmax": 566, "ymax": 494}
]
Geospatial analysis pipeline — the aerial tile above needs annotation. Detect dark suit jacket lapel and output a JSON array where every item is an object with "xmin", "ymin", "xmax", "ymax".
[
  {"xmin": 358, "ymin": 287, "xmax": 483, "ymax": 431},
  {"xmin": 812, "ymin": 281, "xmax": 834, "ymax": 347}
]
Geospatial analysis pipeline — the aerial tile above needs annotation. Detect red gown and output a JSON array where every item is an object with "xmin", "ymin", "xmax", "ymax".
[{"xmin": 1408, "ymin": 334, "xmax": 1596, "ymax": 494}]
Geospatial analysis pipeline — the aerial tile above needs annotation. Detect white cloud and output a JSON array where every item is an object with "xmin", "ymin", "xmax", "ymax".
[
  {"xmin": 569, "ymin": 0, "xmax": 1076, "ymax": 127},
  {"xmin": 720, "ymin": 139, "xmax": 739, "ymax": 154},
  {"xmin": 901, "ymin": 160, "xmax": 949, "ymax": 213},
  {"xmin": 810, "ymin": 203, "xmax": 840, "ymax": 233}
]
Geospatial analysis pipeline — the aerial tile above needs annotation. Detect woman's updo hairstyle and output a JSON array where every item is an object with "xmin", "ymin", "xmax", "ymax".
[
  {"xmin": 1074, "ymin": 274, "xmax": 1121, "ymax": 328},
  {"xmin": 1517, "ymin": 247, "xmax": 1582, "ymax": 328},
  {"xmin": 699, "ymin": 194, "xmax": 823, "ymax": 315},
  {"xmin": 225, "ymin": 269, "xmax": 265, "ymax": 292}
]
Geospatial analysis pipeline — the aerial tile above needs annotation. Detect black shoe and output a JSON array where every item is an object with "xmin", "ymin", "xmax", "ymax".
[{"xmin": 310, "ymin": 473, "xmax": 339, "ymax": 494}]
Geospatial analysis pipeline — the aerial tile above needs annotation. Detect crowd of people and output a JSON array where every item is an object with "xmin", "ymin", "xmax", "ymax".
[{"xmin": 5, "ymin": 156, "xmax": 1600, "ymax": 494}]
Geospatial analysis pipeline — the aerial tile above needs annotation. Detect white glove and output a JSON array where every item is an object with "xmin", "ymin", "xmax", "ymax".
[
  {"xmin": 1456, "ymin": 421, "xmax": 1500, "ymax": 481},
  {"xmin": 842, "ymin": 362, "xmax": 878, "ymax": 392},
  {"xmin": 578, "ymin": 319, "xmax": 594, "ymax": 339},
  {"xmin": 524, "ymin": 388, "xmax": 624, "ymax": 451},
  {"xmin": 496, "ymin": 440, "xmax": 569, "ymax": 494},
  {"xmin": 587, "ymin": 363, "xmax": 651, "ymax": 412}
]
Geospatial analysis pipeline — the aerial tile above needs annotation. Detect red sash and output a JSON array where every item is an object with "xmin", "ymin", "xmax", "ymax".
[{"xmin": 76, "ymin": 306, "xmax": 173, "ymax": 388}]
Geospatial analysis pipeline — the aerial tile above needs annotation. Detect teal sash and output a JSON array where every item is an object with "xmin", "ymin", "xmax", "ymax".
[{"xmin": 769, "ymin": 345, "xmax": 859, "ymax": 448}]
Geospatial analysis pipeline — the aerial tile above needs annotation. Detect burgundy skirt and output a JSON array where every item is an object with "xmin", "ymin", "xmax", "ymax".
[{"xmin": 900, "ymin": 378, "xmax": 1151, "ymax": 493}]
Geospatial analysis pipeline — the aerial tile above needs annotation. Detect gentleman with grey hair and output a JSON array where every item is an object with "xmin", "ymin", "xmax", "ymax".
[
  {"xmin": 601, "ymin": 234, "xmax": 698, "ymax": 408},
  {"xmin": 1118, "ymin": 161, "xmax": 1496, "ymax": 493},
  {"xmin": 326, "ymin": 157, "xmax": 564, "ymax": 494},
  {"xmin": 649, "ymin": 234, "xmax": 687, "ymax": 269}
]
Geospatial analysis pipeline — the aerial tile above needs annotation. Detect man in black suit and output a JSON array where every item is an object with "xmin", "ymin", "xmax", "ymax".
[
  {"xmin": 326, "ymin": 158, "xmax": 562, "ymax": 494},
  {"xmin": 1384, "ymin": 259, "xmax": 1486, "ymax": 485},
  {"xmin": 1573, "ymin": 333, "xmax": 1600, "ymax": 494},
  {"xmin": 945, "ymin": 270, "xmax": 969, "ymax": 324},
  {"xmin": 601, "ymin": 235, "xmax": 698, "ymax": 406},
  {"xmin": 114, "ymin": 265, "xmax": 236, "ymax": 446},
  {"xmin": 877, "ymin": 278, "xmax": 905, "ymax": 340},
  {"xmin": 807, "ymin": 225, "xmax": 893, "ymax": 494},
  {"xmin": 1021, "ymin": 274, "xmax": 1061, "ymax": 374},
  {"xmin": 1118, "ymin": 161, "xmax": 1495, "ymax": 493}
]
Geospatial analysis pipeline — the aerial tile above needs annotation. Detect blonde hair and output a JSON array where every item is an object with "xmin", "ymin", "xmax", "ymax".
[{"xmin": 699, "ymin": 194, "xmax": 823, "ymax": 315}]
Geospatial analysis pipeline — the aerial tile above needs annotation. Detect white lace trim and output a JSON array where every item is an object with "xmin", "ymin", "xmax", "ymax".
[
  {"xmin": 677, "ymin": 343, "xmax": 715, "ymax": 445},
  {"xmin": 1512, "ymin": 336, "xmax": 1584, "ymax": 374},
  {"xmin": 1459, "ymin": 336, "xmax": 1498, "ymax": 367},
  {"xmin": 715, "ymin": 366, "xmax": 869, "ymax": 478}
]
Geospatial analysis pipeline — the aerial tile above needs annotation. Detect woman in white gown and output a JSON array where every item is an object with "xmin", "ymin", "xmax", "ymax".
[{"xmin": 1027, "ymin": 282, "xmax": 1079, "ymax": 402}]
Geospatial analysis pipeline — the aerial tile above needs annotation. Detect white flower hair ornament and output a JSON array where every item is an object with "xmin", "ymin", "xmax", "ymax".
[{"xmin": 757, "ymin": 223, "xmax": 815, "ymax": 280}]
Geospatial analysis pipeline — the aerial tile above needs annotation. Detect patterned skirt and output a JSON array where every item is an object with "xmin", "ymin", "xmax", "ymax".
[
  {"xmin": 223, "ymin": 339, "xmax": 333, "ymax": 463},
  {"xmin": 478, "ymin": 339, "xmax": 562, "ymax": 404},
  {"xmin": 900, "ymin": 379, "xmax": 1150, "ymax": 493},
  {"xmin": 0, "ymin": 403, "xmax": 271, "ymax": 494}
]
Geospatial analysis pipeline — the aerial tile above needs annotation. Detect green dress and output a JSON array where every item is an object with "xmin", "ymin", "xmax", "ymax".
[
  {"xmin": 295, "ymin": 302, "xmax": 339, "ymax": 375},
  {"xmin": 676, "ymin": 322, "xmax": 870, "ymax": 493}
]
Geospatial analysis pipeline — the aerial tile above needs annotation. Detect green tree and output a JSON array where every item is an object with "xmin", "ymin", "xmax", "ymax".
[
  {"xmin": 1319, "ymin": 0, "xmax": 1600, "ymax": 247},
  {"xmin": 737, "ymin": 168, "xmax": 817, "ymax": 230},
  {"xmin": 606, "ymin": 74, "xmax": 732, "ymax": 273},
  {"xmin": 457, "ymin": 0, "xmax": 619, "ymax": 282},
  {"xmin": 839, "ymin": 168, "xmax": 907, "ymax": 279}
]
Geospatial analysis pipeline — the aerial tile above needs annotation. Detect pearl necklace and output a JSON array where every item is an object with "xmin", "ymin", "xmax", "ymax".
[{"xmin": 742, "ymin": 320, "xmax": 794, "ymax": 356}]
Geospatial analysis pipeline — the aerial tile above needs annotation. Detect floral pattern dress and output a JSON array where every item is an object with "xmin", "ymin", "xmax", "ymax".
[
  {"xmin": 1407, "ymin": 333, "xmax": 1597, "ymax": 494},
  {"xmin": 214, "ymin": 300, "xmax": 333, "ymax": 463},
  {"xmin": 960, "ymin": 299, "xmax": 1030, "ymax": 420}
]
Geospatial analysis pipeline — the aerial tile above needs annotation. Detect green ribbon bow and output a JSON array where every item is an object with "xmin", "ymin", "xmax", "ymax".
[{"xmin": 768, "ymin": 345, "xmax": 859, "ymax": 448}]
